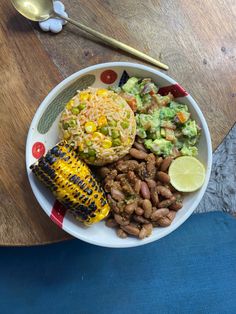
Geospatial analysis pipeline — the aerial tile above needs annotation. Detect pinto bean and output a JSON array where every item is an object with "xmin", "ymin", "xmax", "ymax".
[
  {"xmin": 107, "ymin": 194, "xmax": 120, "ymax": 213},
  {"xmin": 151, "ymin": 208, "xmax": 170, "ymax": 221},
  {"xmin": 169, "ymin": 202, "xmax": 183, "ymax": 211},
  {"xmin": 116, "ymin": 160, "xmax": 139, "ymax": 172},
  {"xmin": 133, "ymin": 215, "xmax": 150, "ymax": 224},
  {"xmin": 140, "ymin": 181, "xmax": 150, "ymax": 199},
  {"xmin": 114, "ymin": 214, "xmax": 129, "ymax": 226},
  {"xmin": 166, "ymin": 210, "xmax": 176, "ymax": 222},
  {"xmin": 105, "ymin": 218, "xmax": 118, "ymax": 228},
  {"xmin": 129, "ymin": 148, "xmax": 148, "ymax": 160},
  {"xmin": 116, "ymin": 174, "xmax": 126, "ymax": 181},
  {"xmin": 134, "ymin": 179, "xmax": 142, "ymax": 194},
  {"xmin": 125, "ymin": 202, "xmax": 137, "ymax": 215},
  {"xmin": 142, "ymin": 199, "xmax": 153, "ymax": 218},
  {"xmin": 173, "ymin": 192, "xmax": 183, "ymax": 201},
  {"xmin": 150, "ymin": 187, "xmax": 159, "ymax": 207},
  {"xmin": 98, "ymin": 167, "xmax": 110, "ymax": 178},
  {"xmin": 156, "ymin": 157, "xmax": 163, "ymax": 168},
  {"xmin": 157, "ymin": 196, "xmax": 176, "ymax": 208},
  {"xmin": 120, "ymin": 154, "xmax": 132, "ymax": 161},
  {"xmin": 105, "ymin": 169, "xmax": 118, "ymax": 181},
  {"xmin": 135, "ymin": 207, "xmax": 144, "ymax": 216},
  {"xmin": 117, "ymin": 228, "xmax": 128, "ymax": 238},
  {"xmin": 157, "ymin": 216, "xmax": 172, "ymax": 227},
  {"xmin": 139, "ymin": 223, "xmax": 153, "ymax": 239},
  {"xmin": 121, "ymin": 224, "xmax": 140, "ymax": 236},
  {"xmin": 160, "ymin": 157, "xmax": 173, "ymax": 172},
  {"xmin": 145, "ymin": 179, "xmax": 156, "ymax": 189},
  {"xmin": 146, "ymin": 153, "xmax": 156, "ymax": 179},
  {"xmin": 127, "ymin": 171, "xmax": 137, "ymax": 183},
  {"xmin": 156, "ymin": 171, "xmax": 170, "ymax": 184},
  {"xmin": 133, "ymin": 141, "xmax": 148, "ymax": 152},
  {"xmin": 137, "ymin": 162, "xmax": 148, "ymax": 180},
  {"xmin": 156, "ymin": 186, "xmax": 173, "ymax": 199},
  {"xmin": 111, "ymin": 188, "xmax": 125, "ymax": 201}
]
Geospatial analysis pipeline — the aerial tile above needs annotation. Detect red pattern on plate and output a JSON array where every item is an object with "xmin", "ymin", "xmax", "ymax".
[
  {"xmin": 32, "ymin": 142, "xmax": 45, "ymax": 159},
  {"xmin": 100, "ymin": 70, "xmax": 118, "ymax": 84},
  {"xmin": 158, "ymin": 84, "xmax": 188, "ymax": 98},
  {"xmin": 50, "ymin": 200, "xmax": 67, "ymax": 228}
]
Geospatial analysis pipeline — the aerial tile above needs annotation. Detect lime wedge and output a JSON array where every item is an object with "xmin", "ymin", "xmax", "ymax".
[{"xmin": 168, "ymin": 156, "xmax": 206, "ymax": 192}]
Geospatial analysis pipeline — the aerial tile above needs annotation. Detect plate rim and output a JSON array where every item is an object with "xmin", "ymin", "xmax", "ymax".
[{"xmin": 25, "ymin": 62, "xmax": 212, "ymax": 248}]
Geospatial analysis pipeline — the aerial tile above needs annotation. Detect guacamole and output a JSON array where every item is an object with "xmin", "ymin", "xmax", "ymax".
[{"xmin": 119, "ymin": 77, "xmax": 201, "ymax": 157}]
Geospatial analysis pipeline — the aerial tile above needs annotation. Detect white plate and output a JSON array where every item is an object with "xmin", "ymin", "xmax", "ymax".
[{"xmin": 26, "ymin": 62, "xmax": 212, "ymax": 248}]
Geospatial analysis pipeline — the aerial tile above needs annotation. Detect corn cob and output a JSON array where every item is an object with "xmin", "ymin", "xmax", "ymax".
[{"xmin": 30, "ymin": 141, "xmax": 110, "ymax": 225}]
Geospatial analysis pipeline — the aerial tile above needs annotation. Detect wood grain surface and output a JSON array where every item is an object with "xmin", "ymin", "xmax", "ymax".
[
  {"xmin": 0, "ymin": 0, "xmax": 236, "ymax": 245},
  {"xmin": 0, "ymin": 0, "xmax": 71, "ymax": 245},
  {"xmin": 34, "ymin": 0, "xmax": 236, "ymax": 149}
]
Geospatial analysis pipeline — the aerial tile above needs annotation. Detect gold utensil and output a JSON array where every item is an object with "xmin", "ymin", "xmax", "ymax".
[{"xmin": 11, "ymin": 0, "xmax": 169, "ymax": 70}]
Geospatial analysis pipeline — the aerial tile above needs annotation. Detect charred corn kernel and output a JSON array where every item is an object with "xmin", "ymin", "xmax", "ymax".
[
  {"xmin": 97, "ymin": 89, "xmax": 108, "ymax": 96},
  {"xmin": 92, "ymin": 132, "xmax": 104, "ymax": 141},
  {"xmin": 80, "ymin": 92, "xmax": 90, "ymax": 101},
  {"xmin": 85, "ymin": 122, "xmax": 97, "ymax": 133},
  {"xmin": 102, "ymin": 139, "xmax": 112, "ymax": 148},
  {"xmin": 66, "ymin": 100, "xmax": 73, "ymax": 110},
  {"xmin": 63, "ymin": 130, "xmax": 71, "ymax": 140},
  {"xmin": 30, "ymin": 141, "xmax": 110, "ymax": 225},
  {"xmin": 98, "ymin": 116, "xmax": 107, "ymax": 127}
]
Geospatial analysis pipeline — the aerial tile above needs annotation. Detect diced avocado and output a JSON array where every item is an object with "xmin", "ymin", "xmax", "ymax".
[
  {"xmin": 175, "ymin": 139, "xmax": 184, "ymax": 150},
  {"xmin": 160, "ymin": 128, "xmax": 166, "ymax": 137},
  {"xmin": 136, "ymin": 128, "xmax": 147, "ymax": 139},
  {"xmin": 186, "ymin": 137, "xmax": 198, "ymax": 146},
  {"xmin": 182, "ymin": 120, "xmax": 198, "ymax": 138},
  {"xmin": 144, "ymin": 138, "xmax": 173, "ymax": 156},
  {"xmin": 141, "ymin": 93, "xmax": 152, "ymax": 104},
  {"xmin": 136, "ymin": 114, "xmax": 152, "ymax": 131},
  {"xmin": 181, "ymin": 145, "xmax": 198, "ymax": 156},
  {"xmin": 159, "ymin": 107, "xmax": 176, "ymax": 120},
  {"xmin": 122, "ymin": 77, "xmax": 139, "ymax": 93},
  {"xmin": 169, "ymin": 101, "xmax": 188, "ymax": 113},
  {"xmin": 147, "ymin": 128, "xmax": 161, "ymax": 140},
  {"xmin": 135, "ymin": 94, "xmax": 143, "ymax": 110}
]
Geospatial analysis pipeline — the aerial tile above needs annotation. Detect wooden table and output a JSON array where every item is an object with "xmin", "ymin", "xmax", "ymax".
[{"xmin": 1, "ymin": 0, "xmax": 235, "ymax": 245}]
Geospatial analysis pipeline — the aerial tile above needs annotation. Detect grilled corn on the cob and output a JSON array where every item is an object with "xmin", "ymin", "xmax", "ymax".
[{"xmin": 30, "ymin": 141, "xmax": 110, "ymax": 225}]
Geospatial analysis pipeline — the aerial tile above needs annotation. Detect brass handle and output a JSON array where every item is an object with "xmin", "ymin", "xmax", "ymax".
[{"xmin": 56, "ymin": 13, "xmax": 169, "ymax": 71}]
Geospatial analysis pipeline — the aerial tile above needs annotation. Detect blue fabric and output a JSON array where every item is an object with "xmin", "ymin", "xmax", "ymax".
[{"xmin": 0, "ymin": 212, "xmax": 236, "ymax": 314}]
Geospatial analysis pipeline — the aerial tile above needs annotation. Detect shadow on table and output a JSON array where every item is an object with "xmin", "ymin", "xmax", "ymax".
[{"xmin": 0, "ymin": 212, "xmax": 236, "ymax": 314}]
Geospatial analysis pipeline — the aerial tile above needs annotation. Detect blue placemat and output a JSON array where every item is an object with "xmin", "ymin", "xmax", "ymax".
[{"xmin": 1, "ymin": 212, "xmax": 236, "ymax": 314}]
